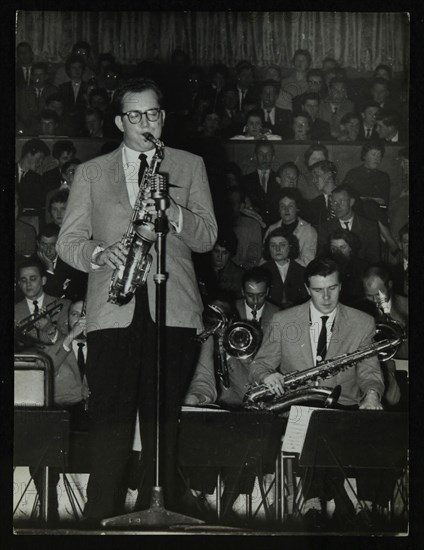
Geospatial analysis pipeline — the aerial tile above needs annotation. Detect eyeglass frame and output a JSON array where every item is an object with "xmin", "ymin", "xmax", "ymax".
[{"xmin": 120, "ymin": 108, "xmax": 162, "ymax": 124}]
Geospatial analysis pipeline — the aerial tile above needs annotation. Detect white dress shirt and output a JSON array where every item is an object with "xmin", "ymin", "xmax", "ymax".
[
  {"xmin": 244, "ymin": 302, "xmax": 265, "ymax": 322},
  {"xmin": 257, "ymin": 169, "xmax": 270, "ymax": 193},
  {"xmin": 26, "ymin": 293, "xmax": 45, "ymax": 314},
  {"xmin": 339, "ymin": 215, "xmax": 354, "ymax": 231},
  {"xmin": 309, "ymin": 302, "xmax": 338, "ymax": 365}
]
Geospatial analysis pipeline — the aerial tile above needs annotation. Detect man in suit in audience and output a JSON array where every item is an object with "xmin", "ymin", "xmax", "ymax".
[
  {"xmin": 318, "ymin": 184, "xmax": 381, "ymax": 265},
  {"xmin": 307, "ymin": 160, "xmax": 338, "ymax": 229},
  {"xmin": 241, "ymin": 141, "xmax": 281, "ymax": 226},
  {"xmin": 42, "ymin": 140, "xmax": 76, "ymax": 198},
  {"xmin": 260, "ymin": 79, "xmax": 292, "ymax": 139},
  {"xmin": 37, "ymin": 223, "xmax": 88, "ymax": 302},
  {"xmin": 375, "ymin": 109, "xmax": 405, "ymax": 143},
  {"xmin": 16, "ymin": 41, "xmax": 34, "ymax": 89},
  {"xmin": 318, "ymin": 78, "xmax": 355, "ymax": 138},
  {"xmin": 299, "ymin": 93, "xmax": 332, "ymax": 140},
  {"xmin": 218, "ymin": 85, "xmax": 245, "ymax": 138},
  {"xmin": 16, "ymin": 138, "xmax": 50, "ymax": 212},
  {"xmin": 58, "ymin": 54, "xmax": 88, "ymax": 129},
  {"xmin": 357, "ymin": 100, "xmax": 380, "ymax": 140},
  {"xmin": 235, "ymin": 60, "xmax": 259, "ymax": 111}
]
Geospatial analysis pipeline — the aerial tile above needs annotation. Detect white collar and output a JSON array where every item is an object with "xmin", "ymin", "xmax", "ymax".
[
  {"xmin": 123, "ymin": 144, "xmax": 156, "ymax": 164},
  {"xmin": 26, "ymin": 292, "xmax": 45, "ymax": 309},
  {"xmin": 309, "ymin": 301, "xmax": 338, "ymax": 327}
]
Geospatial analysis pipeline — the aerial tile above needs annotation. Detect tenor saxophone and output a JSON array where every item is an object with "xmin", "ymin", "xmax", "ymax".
[{"xmin": 108, "ymin": 133, "xmax": 166, "ymax": 305}]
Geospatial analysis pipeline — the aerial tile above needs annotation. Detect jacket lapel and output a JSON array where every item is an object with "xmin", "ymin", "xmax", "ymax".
[
  {"xmin": 326, "ymin": 304, "xmax": 349, "ymax": 358},
  {"xmin": 295, "ymin": 302, "xmax": 314, "ymax": 366}
]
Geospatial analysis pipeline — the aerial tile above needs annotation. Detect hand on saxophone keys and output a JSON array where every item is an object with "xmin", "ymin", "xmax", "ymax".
[
  {"xmin": 95, "ymin": 241, "xmax": 129, "ymax": 269},
  {"xmin": 263, "ymin": 372, "xmax": 286, "ymax": 397}
]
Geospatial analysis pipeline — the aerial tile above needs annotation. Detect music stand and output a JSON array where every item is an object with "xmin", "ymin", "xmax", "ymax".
[{"xmin": 297, "ymin": 410, "xmax": 408, "ymax": 525}]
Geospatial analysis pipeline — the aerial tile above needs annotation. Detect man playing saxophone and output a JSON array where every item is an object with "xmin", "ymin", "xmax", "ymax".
[
  {"xmin": 248, "ymin": 257, "xmax": 385, "ymax": 525},
  {"xmin": 56, "ymin": 77, "xmax": 217, "ymax": 523}
]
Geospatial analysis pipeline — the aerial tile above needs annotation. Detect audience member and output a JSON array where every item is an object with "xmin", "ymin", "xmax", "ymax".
[
  {"xmin": 297, "ymin": 143, "xmax": 330, "ymax": 201},
  {"xmin": 206, "ymin": 63, "xmax": 229, "ymax": 111},
  {"xmin": 83, "ymin": 107, "xmax": 104, "ymax": 137},
  {"xmin": 276, "ymin": 49, "xmax": 312, "ymax": 110},
  {"xmin": 318, "ymin": 184, "xmax": 381, "ymax": 264},
  {"xmin": 327, "ymin": 227, "xmax": 368, "ymax": 306},
  {"xmin": 58, "ymin": 54, "xmax": 88, "ymax": 121},
  {"xmin": 289, "ymin": 111, "xmax": 312, "ymax": 141},
  {"xmin": 358, "ymin": 100, "xmax": 380, "ymax": 140},
  {"xmin": 230, "ymin": 108, "xmax": 281, "ymax": 140},
  {"xmin": 241, "ymin": 141, "xmax": 281, "ymax": 226},
  {"xmin": 370, "ymin": 77, "xmax": 398, "ymax": 112},
  {"xmin": 45, "ymin": 92, "xmax": 76, "ymax": 136},
  {"xmin": 375, "ymin": 109, "xmax": 404, "ymax": 142},
  {"xmin": 15, "ymin": 191, "xmax": 36, "ymax": 259},
  {"xmin": 265, "ymin": 188, "xmax": 317, "ymax": 267},
  {"xmin": 96, "ymin": 53, "xmax": 117, "ymax": 87},
  {"xmin": 235, "ymin": 60, "xmax": 259, "ymax": 111},
  {"xmin": 299, "ymin": 92, "xmax": 332, "ymax": 140},
  {"xmin": 218, "ymin": 85, "xmax": 245, "ymax": 138},
  {"xmin": 37, "ymin": 109, "xmax": 60, "ymax": 136},
  {"xmin": 16, "ymin": 138, "xmax": 50, "ymax": 211},
  {"xmin": 54, "ymin": 41, "xmax": 96, "ymax": 86},
  {"xmin": 260, "ymin": 79, "xmax": 292, "ymax": 139},
  {"xmin": 45, "ymin": 159, "xmax": 81, "ymax": 221},
  {"xmin": 42, "ymin": 140, "xmax": 76, "ymax": 198},
  {"xmin": 276, "ymin": 161, "xmax": 299, "ymax": 188},
  {"xmin": 46, "ymin": 189, "xmax": 69, "ymax": 228},
  {"xmin": 262, "ymin": 228, "xmax": 309, "ymax": 308},
  {"xmin": 337, "ymin": 112, "xmax": 361, "ymax": 142},
  {"xmin": 16, "ymin": 41, "xmax": 34, "ymax": 89},
  {"xmin": 307, "ymin": 159, "xmax": 338, "ymax": 228},
  {"xmin": 318, "ymin": 78, "xmax": 355, "ymax": 138}
]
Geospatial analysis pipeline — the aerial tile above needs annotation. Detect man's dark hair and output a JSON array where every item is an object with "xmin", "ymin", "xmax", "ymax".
[
  {"xmin": 340, "ymin": 112, "xmax": 360, "ymax": 125},
  {"xmin": 113, "ymin": 78, "xmax": 164, "ymax": 114},
  {"xmin": 263, "ymin": 228, "xmax": 300, "ymax": 261},
  {"xmin": 293, "ymin": 49, "xmax": 312, "ymax": 66},
  {"xmin": 32, "ymin": 61, "xmax": 48, "ymax": 74},
  {"xmin": 227, "ymin": 184, "xmax": 246, "ymax": 203},
  {"xmin": 371, "ymin": 77, "xmax": 390, "ymax": 91},
  {"xmin": 310, "ymin": 159, "xmax": 338, "ymax": 178},
  {"xmin": 236, "ymin": 60, "xmax": 253, "ymax": 75},
  {"xmin": 362, "ymin": 265, "xmax": 392, "ymax": 287},
  {"xmin": 48, "ymin": 189, "xmax": 69, "ymax": 212},
  {"xmin": 292, "ymin": 110, "xmax": 312, "ymax": 126},
  {"xmin": 360, "ymin": 99, "xmax": 380, "ymax": 113},
  {"xmin": 16, "ymin": 41, "xmax": 32, "ymax": 53},
  {"xmin": 61, "ymin": 158, "xmax": 82, "ymax": 175},
  {"xmin": 329, "ymin": 77, "xmax": 347, "ymax": 89},
  {"xmin": 278, "ymin": 187, "xmax": 303, "ymax": 207},
  {"xmin": 38, "ymin": 222, "xmax": 60, "ymax": 240},
  {"xmin": 72, "ymin": 41, "xmax": 91, "ymax": 56},
  {"xmin": 332, "ymin": 183, "xmax": 356, "ymax": 200},
  {"xmin": 245, "ymin": 108, "xmax": 264, "ymax": 124},
  {"xmin": 399, "ymin": 223, "xmax": 409, "ymax": 240},
  {"xmin": 374, "ymin": 109, "xmax": 400, "ymax": 131},
  {"xmin": 327, "ymin": 227, "xmax": 361, "ymax": 257},
  {"xmin": 65, "ymin": 54, "xmax": 86, "ymax": 76},
  {"xmin": 261, "ymin": 79, "xmax": 279, "ymax": 93},
  {"xmin": 39, "ymin": 109, "xmax": 59, "ymax": 124},
  {"xmin": 277, "ymin": 161, "xmax": 300, "ymax": 178},
  {"xmin": 98, "ymin": 52, "xmax": 116, "ymax": 65},
  {"xmin": 304, "ymin": 143, "xmax": 329, "ymax": 167},
  {"xmin": 254, "ymin": 140, "xmax": 274, "ymax": 155},
  {"xmin": 52, "ymin": 140, "xmax": 76, "ymax": 159},
  {"xmin": 215, "ymin": 230, "xmax": 238, "ymax": 257},
  {"xmin": 85, "ymin": 107, "xmax": 104, "ymax": 120},
  {"xmin": 300, "ymin": 92, "xmax": 321, "ymax": 106},
  {"xmin": 45, "ymin": 92, "xmax": 65, "ymax": 106},
  {"xmin": 360, "ymin": 141, "xmax": 385, "ymax": 161},
  {"xmin": 209, "ymin": 63, "xmax": 229, "ymax": 79},
  {"xmin": 16, "ymin": 257, "xmax": 46, "ymax": 278},
  {"xmin": 89, "ymin": 87, "xmax": 110, "ymax": 103},
  {"xmin": 322, "ymin": 57, "xmax": 339, "ymax": 68},
  {"xmin": 21, "ymin": 138, "xmax": 50, "ymax": 159},
  {"xmin": 304, "ymin": 257, "xmax": 339, "ymax": 287},
  {"xmin": 374, "ymin": 64, "xmax": 393, "ymax": 80},
  {"xmin": 242, "ymin": 266, "xmax": 272, "ymax": 289}
]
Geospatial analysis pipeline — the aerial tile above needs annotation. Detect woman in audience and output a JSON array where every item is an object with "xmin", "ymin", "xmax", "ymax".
[
  {"xmin": 230, "ymin": 109, "xmax": 281, "ymax": 140},
  {"xmin": 262, "ymin": 228, "xmax": 309, "ymax": 309},
  {"xmin": 337, "ymin": 112, "xmax": 361, "ymax": 142},
  {"xmin": 297, "ymin": 143, "xmax": 330, "ymax": 201}
]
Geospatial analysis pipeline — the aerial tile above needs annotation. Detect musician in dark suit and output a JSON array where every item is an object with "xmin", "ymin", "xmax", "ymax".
[
  {"xmin": 318, "ymin": 185, "xmax": 381, "ymax": 265},
  {"xmin": 57, "ymin": 77, "xmax": 217, "ymax": 521},
  {"xmin": 241, "ymin": 141, "xmax": 281, "ymax": 226},
  {"xmin": 249, "ymin": 257, "xmax": 384, "ymax": 524},
  {"xmin": 37, "ymin": 223, "xmax": 87, "ymax": 302},
  {"xmin": 262, "ymin": 228, "xmax": 309, "ymax": 308}
]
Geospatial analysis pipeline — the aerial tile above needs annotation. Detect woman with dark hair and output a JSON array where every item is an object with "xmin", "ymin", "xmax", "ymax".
[
  {"xmin": 298, "ymin": 142, "xmax": 330, "ymax": 201},
  {"xmin": 262, "ymin": 227, "xmax": 309, "ymax": 309},
  {"xmin": 327, "ymin": 227, "xmax": 369, "ymax": 306}
]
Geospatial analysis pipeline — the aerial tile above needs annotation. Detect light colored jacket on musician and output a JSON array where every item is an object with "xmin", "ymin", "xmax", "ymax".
[{"xmin": 57, "ymin": 144, "xmax": 217, "ymax": 332}]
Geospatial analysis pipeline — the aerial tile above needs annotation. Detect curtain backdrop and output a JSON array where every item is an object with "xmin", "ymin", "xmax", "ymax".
[{"xmin": 16, "ymin": 11, "xmax": 409, "ymax": 71}]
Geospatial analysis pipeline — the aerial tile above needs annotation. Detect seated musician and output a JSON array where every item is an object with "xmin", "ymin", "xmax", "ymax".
[
  {"xmin": 15, "ymin": 257, "xmax": 70, "ymax": 346},
  {"xmin": 248, "ymin": 257, "xmax": 384, "ymax": 525}
]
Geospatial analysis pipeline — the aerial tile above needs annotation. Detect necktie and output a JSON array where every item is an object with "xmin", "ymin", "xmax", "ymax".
[
  {"xmin": 265, "ymin": 110, "xmax": 270, "ymax": 123},
  {"xmin": 251, "ymin": 308, "xmax": 257, "ymax": 320},
  {"xmin": 261, "ymin": 171, "xmax": 267, "ymax": 193},
  {"xmin": 33, "ymin": 300, "xmax": 40, "ymax": 338},
  {"xmin": 326, "ymin": 195, "xmax": 336, "ymax": 220},
  {"xmin": 366, "ymin": 127, "xmax": 371, "ymax": 138},
  {"xmin": 316, "ymin": 315, "xmax": 329, "ymax": 363},
  {"xmin": 25, "ymin": 67, "xmax": 30, "ymax": 84},
  {"xmin": 77, "ymin": 342, "xmax": 86, "ymax": 380},
  {"xmin": 138, "ymin": 154, "xmax": 148, "ymax": 187},
  {"xmin": 344, "ymin": 221, "xmax": 350, "ymax": 231}
]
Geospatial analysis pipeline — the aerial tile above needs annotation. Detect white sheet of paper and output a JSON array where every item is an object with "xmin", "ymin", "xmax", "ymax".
[{"xmin": 282, "ymin": 405, "xmax": 322, "ymax": 454}]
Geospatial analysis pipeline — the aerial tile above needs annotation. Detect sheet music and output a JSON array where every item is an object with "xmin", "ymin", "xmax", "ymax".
[
  {"xmin": 282, "ymin": 406, "xmax": 322, "ymax": 454},
  {"xmin": 181, "ymin": 405, "xmax": 229, "ymax": 412}
]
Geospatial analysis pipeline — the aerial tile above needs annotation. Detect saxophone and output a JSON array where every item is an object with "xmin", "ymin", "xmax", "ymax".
[
  {"xmin": 243, "ymin": 321, "xmax": 406, "ymax": 413},
  {"xmin": 108, "ymin": 133, "xmax": 165, "ymax": 305}
]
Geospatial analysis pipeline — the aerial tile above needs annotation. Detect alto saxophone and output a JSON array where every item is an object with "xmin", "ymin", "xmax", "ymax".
[
  {"xmin": 108, "ymin": 133, "xmax": 166, "ymax": 305},
  {"xmin": 243, "ymin": 321, "xmax": 406, "ymax": 413}
]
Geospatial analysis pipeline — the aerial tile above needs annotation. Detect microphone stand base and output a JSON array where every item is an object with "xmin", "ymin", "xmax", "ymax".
[{"xmin": 100, "ymin": 487, "xmax": 205, "ymax": 529}]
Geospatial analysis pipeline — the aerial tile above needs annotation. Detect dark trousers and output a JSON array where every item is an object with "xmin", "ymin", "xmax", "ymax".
[{"xmin": 84, "ymin": 287, "xmax": 198, "ymax": 519}]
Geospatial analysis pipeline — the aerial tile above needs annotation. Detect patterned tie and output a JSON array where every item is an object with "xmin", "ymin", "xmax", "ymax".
[
  {"xmin": 252, "ymin": 308, "xmax": 257, "ymax": 320},
  {"xmin": 77, "ymin": 342, "xmax": 86, "ymax": 380},
  {"xmin": 138, "ymin": 154, "xmax": 148, "ymax": 187},
  {"xmin": 33, "ymin": 300, "xmax": 40, "ymax": 339},
  {"xmin": 326, "ymin": 195, "xmax": 336, "ymax": 220},
  {"xmin": 261, "ymin": 171, "xmax": 267, "ymax": 193},
  {"xmin": 316, "ymin": 315, "xmax": 329, "ymax": 363}
]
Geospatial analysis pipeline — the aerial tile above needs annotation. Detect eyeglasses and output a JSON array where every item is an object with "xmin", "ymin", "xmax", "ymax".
[{"xmin": 121, "ymin": 109, "xmax": 161, "ymax": 124}]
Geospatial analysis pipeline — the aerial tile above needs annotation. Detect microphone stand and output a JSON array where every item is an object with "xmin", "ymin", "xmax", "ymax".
[{"xmin": 101, "ymin": 177, "xmax": 204, "ymax": 529}]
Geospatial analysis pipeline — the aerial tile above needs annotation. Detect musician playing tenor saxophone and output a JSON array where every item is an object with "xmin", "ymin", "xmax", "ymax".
[{"xmin": 56, "ymin": 77, "xmax": 217, "ymax": 523}]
